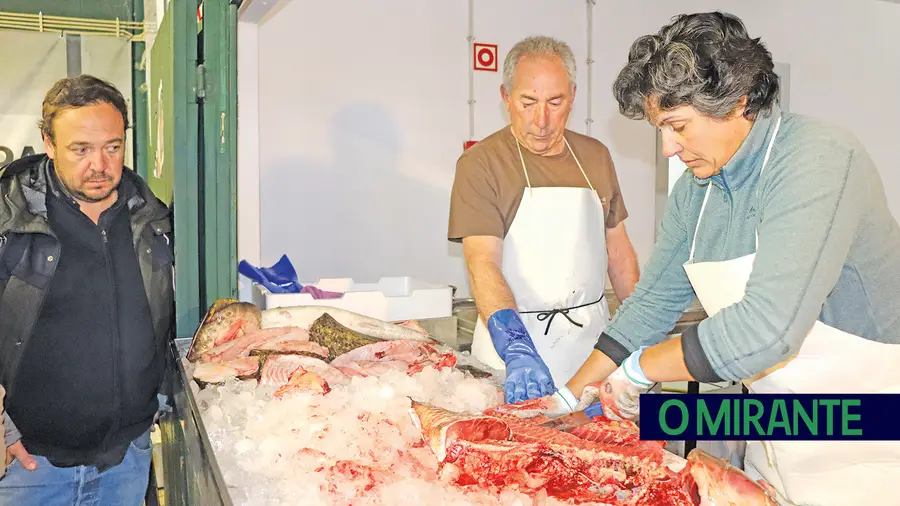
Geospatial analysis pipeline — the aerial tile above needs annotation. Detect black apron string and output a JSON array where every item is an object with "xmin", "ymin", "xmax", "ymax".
[{"xmin": 521, "ymin": 295, "xmax": 605, "ymax": 336}]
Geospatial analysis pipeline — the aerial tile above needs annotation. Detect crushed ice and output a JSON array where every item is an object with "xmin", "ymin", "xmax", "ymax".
[{"xmin": 193, "ymin": 351, "xmax": 614, "ymax": 506}]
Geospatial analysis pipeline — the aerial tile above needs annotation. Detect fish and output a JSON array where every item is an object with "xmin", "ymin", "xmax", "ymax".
[
  {"xmin": 455, "ymin": 364, "xmax": 492, "ymax": 379},
  {"xmin": 260, "ymin": 305, "xmax": 437, "ymax": 343},
  {"xmin": 329, "ymin": 339, "xmax": 457, "ymax": 376},
  {"xmin": 308, "ymin": 313, "xmax": 383, "ymax": 359},
  {"xmin": 259, "ymin": 355, "xmax": 307, "ymax": 387},
  {"xmin": 249, "ymin": 340, "xmax": 329, "ymax": 359},
  {"xmin": 408, "ymin": 400, "xmax": 670, "ymax": 503},
  {"xmin": 684, "ymin": 448, "xmax": 778, "ymax": 505},
  {"xmin": 408, "ymin": 400, "xmax": 511, "ymax": 462},
  {"xmin": 192, "ymin": 357, "xmax": 261, "ymax": 387},
  {"xmin": 200, "ymin": 327, "xmax": 297, "ymax": 362},
  {"xmin": 273, "ymin": 367, "xmax": 330, "ymax": 398},
  {"xmin": 290, "ymin": 356, "xmax": 350, "ymax": 386},
  {"xmin": 187, "ymin": 299, "xmax": 262, "ymax": 361}
]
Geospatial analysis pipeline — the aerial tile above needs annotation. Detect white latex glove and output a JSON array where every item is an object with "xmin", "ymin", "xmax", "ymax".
[{"xmin": 593, "ymin": 348, "xmax": 654, "ymax": 421}]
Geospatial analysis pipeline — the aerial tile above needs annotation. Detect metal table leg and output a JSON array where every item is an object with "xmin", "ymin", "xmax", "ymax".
[{"xmin": 683, "ymin": 381, "xmax": 700, "ymax": 457}]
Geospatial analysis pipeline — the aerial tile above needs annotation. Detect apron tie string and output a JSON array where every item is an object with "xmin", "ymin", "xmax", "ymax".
[{"xmin": 522, "ymin": 295, "xmax": 605, "ymax": 336}]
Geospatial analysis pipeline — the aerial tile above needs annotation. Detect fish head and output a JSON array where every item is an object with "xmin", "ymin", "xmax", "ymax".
[
  {"xmin": 684, "ymin": 448, "xmax": 777, "ymax": 505},
  {"xmin": 186, "ymin": 299, "xmax": 262, "ymax": 361}
]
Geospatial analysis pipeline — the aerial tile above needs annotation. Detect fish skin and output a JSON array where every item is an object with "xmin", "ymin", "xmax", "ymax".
[
  {"xmin": 260, "ymin": 305, "xmax": 437, "ymax": 343},
  {"xmin": 308, "ymin": 313, "xmax": 383, "ymax": 360},
  {"xmin": 187, "ymin": 300, "xmax": 262, "ymax": 361},
  {"xmin": 685, "ymin": 448, "xmax": 777, "ymax": 505}
]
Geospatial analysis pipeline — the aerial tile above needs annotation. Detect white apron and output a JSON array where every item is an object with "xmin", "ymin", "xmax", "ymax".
[
  {"xmin": 471, "ymin": 129, "xmax": 611, "ymax": 388},
  {"xmin": 683, "ymin": 116, "xmax": 900, "ymax": 506}
]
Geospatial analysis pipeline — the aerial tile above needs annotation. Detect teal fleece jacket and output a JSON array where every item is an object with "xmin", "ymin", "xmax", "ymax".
[{"xmin": 595, "ymin": 104, "xmax": 900, "ymax": 382}]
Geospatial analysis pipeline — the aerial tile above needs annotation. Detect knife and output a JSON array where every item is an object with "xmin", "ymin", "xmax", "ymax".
[{"xmin": 538, "ymin": 402, "xmax": 604, "ymax": 431}]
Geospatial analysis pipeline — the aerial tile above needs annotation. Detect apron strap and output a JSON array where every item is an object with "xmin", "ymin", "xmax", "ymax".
[
  {"xmin": 512, "ymin": 127, "xmax": 534, "ymax": 197},
  {"xmin": 511, "ymin": 128, "xmax": 600, "ymax": 205},
  {"xmin": 688, "ymin": 115, "xmax": 783, "ymax": 262},
  {"xmin": 521, "ymin": 295, "xmax": 606, "ymax": 335},
  {"xmin": 563, "ymin": 136, "xmax": 596, "ymax": 193}
]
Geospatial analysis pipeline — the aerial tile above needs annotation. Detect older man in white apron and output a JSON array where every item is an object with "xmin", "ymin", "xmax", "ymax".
[
  {"xmin": 469, "ymin": 130, "xmax": 611, "ymax": 396},
  {"xmin": 448, "ymin": 35, "xmax": 639, "ymax": 405}
]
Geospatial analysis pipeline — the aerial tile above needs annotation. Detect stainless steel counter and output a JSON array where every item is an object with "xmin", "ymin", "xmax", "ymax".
[{"xmin": 157, "ymin": 338, "xmax": 233, "ymax": 506}]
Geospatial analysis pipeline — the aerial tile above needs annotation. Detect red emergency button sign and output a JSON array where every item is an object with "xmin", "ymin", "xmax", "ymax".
[{"xmin": 473, "ymin": 43, "xmax": 498, "ymax": 72}]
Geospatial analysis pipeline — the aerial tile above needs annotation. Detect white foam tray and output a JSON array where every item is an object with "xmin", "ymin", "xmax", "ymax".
[{"xmin": 251, "ymin": 276, "xmax": 453, "ymax": 323}]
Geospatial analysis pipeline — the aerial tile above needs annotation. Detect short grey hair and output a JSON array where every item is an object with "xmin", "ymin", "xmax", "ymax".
[
  {"xmin": 612, "ymin": 12, "xmax": 779, "ymax": 121},
  {"xmin": 503, "ymin": 35, "xmax": 576, "ymax": 93}
]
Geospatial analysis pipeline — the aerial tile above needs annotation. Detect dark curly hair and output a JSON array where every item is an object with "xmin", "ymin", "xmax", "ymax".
[
  {"xmin": 40, "ymin": 74, "xmax": 130, "ymax": 143},
  {"xmin": 612, "ymin": 12, "xmax": 780, "ymax": 121}
]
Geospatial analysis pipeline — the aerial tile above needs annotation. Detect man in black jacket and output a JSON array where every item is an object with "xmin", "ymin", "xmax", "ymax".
[{"xmin": 0, "ymin": 75, "xmax": 174, "ymax": 506}]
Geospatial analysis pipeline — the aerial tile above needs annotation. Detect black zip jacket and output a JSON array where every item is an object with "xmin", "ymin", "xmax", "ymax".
[{"xmin": 0, "ymin": 154, "xmax": 174, "ymax": 470}]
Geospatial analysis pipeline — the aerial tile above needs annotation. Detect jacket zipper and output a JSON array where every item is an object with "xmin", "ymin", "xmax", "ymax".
[{"xmin": 101, "ymin": 227, "xmax": 122, "ymax": 439}]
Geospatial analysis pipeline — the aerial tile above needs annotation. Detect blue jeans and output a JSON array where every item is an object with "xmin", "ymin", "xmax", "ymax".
[{"xmin": 0, "ymin": 429, "xmax": 152, "ymax": 506}]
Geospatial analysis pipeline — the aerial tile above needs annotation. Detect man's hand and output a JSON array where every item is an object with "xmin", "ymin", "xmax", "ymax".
[
  {"xmin": 5, "ymin": 441, "xmax": 37, "ymax": 471},
  {"xmin": 594, "ymin": 348, "xmax": 654, "ymax": 421},
  {"xmin": 487, "ymin": 308, "xmax": 556, "ymax": 403}
]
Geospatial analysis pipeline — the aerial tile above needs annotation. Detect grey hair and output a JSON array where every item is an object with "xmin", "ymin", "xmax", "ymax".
[
  {"xmin": 503, "ymin": 35, "xmax": 576, "ymax": 93},
  {"xmin": 612, "ymin": 12, "xmax": 779, "ymax": 121}
]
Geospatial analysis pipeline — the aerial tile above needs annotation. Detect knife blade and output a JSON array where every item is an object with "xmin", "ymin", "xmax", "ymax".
[{"xmin": 538, "ymin": 410, "xmax": 593, "ymax": 432}]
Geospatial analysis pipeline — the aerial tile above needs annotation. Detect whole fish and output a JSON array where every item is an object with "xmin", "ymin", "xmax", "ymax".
[
  {"xmin": 685, "ymin": 448, "xmax": 778, "ymax": 505},
  {"xmin": 260, "ymin": 305, "xmax": 436, "ymax": 343},
  {"xmin": 308, "ymin": 313, "xmax": 382, "ymax": 359},
  {"xmin": 187, "ymin": 299, "xmax": 262, "ymax": 362}
]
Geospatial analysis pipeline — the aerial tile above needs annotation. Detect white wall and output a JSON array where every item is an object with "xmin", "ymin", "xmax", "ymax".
[
  {"xmin": 238, "ymin": 0, "xmax": 900, "ymax": 299},
  {"xmin": 0, "ymin": 30, "xmax": 134, "ymax": 168}
]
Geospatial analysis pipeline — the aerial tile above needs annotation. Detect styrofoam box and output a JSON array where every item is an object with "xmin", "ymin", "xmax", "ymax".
[{"xmin": 251, "ymin": 276, "xmax": 453, "ymax": 323}]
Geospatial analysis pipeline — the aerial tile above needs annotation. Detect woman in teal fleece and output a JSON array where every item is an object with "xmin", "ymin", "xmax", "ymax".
[{"xmin": 518, "ymin": 11, "xmax": 900, "ymax": 506}]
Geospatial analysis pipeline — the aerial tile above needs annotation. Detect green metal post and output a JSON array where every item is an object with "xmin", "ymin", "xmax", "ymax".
[
  {"xmin": 131, "ymin": 0, "xmax": 148, "ymax": 180},
  {"xmin": 173, "ymin": 0, "xmax": 202, "ymax": 339},
  {"xmin": 200, "ymin": 0, "xmax": 239, "ymax": 309}
]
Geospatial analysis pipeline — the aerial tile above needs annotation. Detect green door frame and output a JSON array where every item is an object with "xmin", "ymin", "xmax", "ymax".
[{"xmin": 199, "ymin": 0, "xmax": 240, "ymax": 310}]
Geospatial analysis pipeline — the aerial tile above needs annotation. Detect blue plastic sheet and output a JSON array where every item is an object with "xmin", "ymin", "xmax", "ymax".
[{"xmin": 238, "ymin": 254, "xmax": 304, "ymax": 294}]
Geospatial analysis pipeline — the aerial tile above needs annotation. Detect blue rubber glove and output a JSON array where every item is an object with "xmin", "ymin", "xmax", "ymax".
[{"xmin": 487, "ymin": 308, "xmax": 556, "ymax": 404}]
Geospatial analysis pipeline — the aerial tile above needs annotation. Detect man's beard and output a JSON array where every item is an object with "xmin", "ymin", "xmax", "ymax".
[{"xmin": 68, "ymin": 175, "xmax": 120, "ymax": 203}]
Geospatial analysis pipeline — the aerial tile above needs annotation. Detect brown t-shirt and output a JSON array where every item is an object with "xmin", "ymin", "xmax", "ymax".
[{"xmin": 448, "ymin": 126, "xmax": 628, "ymax": 242}]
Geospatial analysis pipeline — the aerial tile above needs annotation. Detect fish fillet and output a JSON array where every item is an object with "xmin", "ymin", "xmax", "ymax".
[
  {"xmin": 192, "ymin": 357, "xmax": 261, "ymax": 385},
  {"xmin": 260, "ymin": 305, "xmax": 436, "ymax": 342},
  {"xmin": 201, "ymin": 327, "xmax": 295, "ymax": 362},
  {"xmin": 273, "ymin": 368, "xmax": 330, "ymax": 398},
  {"xmin": 259, "ymin": 355, "xmax": 306, "ymax": 387},
  {"xmin": 685, "ymin": 448, "xmax": 777, "ymax": 505},
  {"xmin": 291, "ymin": 356, "xmax": 350, "ymax": 386}
]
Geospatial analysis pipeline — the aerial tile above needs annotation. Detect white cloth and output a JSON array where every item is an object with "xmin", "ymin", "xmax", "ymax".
[
  {"xmin": 682, "ymin": 115, "xmax": 900, "ymax": 506},
  {"xmin": 471, "ymin": 129, "xmax": 610, "ymax": 388}
]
